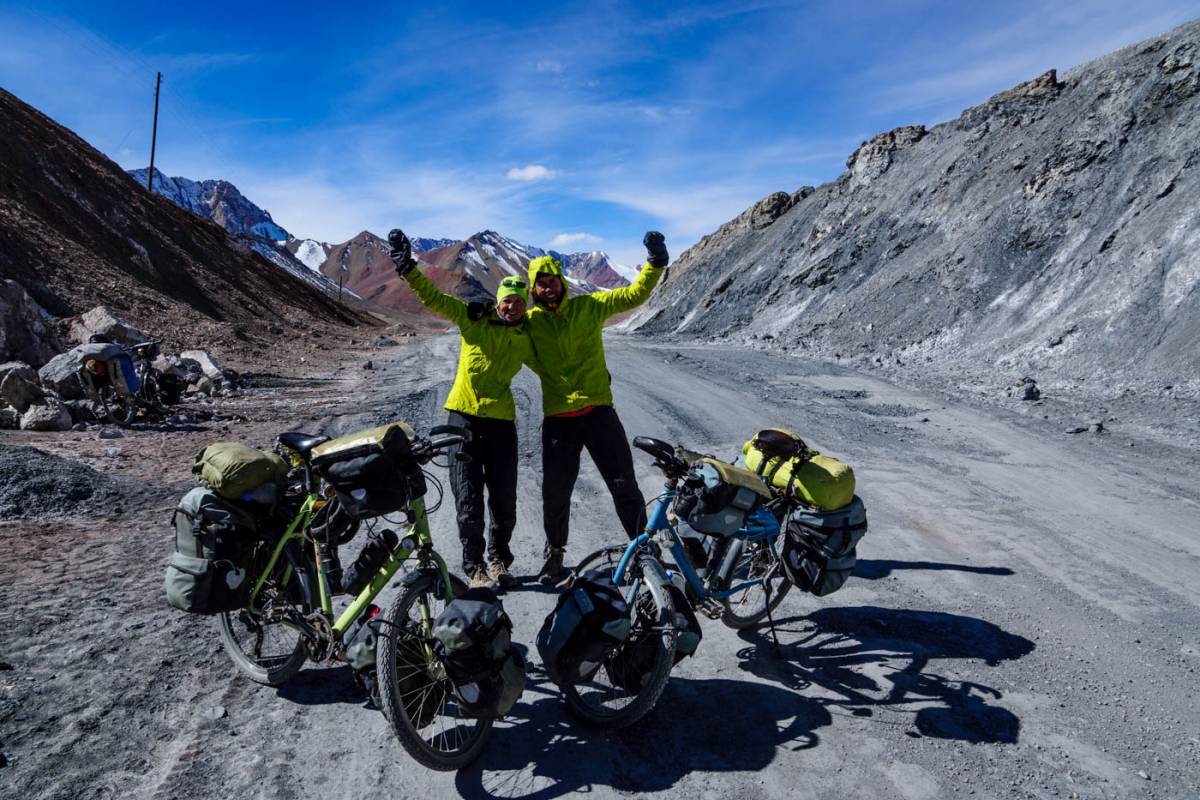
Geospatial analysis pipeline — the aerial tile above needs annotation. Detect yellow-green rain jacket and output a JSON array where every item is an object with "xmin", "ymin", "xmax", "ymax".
[
  {"xmin": 525, "ymin": 256, "xmax": 663, "ymax": 415},
  {"xmin": 404, "ymin": 269, "xmax": 534, "ymax": 421}
]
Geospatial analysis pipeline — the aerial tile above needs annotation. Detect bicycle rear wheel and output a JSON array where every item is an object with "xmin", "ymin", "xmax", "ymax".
[
  {"xmin": 562, "ymin": 553, "xmax": 676, "ymax": 729},
  {"xmin": 377, "ymin": 572, "xmax": 491, "ymax": 771},
  {"xmin": 718, "ymin": 537, "xmax": 792, "ymax": 630},
  {"xmin": 217, "ymin": 547, "xmax": 308, "ymax": 685}
]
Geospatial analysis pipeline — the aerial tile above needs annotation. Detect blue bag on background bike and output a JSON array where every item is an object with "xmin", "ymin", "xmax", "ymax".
[{"xmin": 537, "ymin": 571, "xmax": 631, "ymax": 685}]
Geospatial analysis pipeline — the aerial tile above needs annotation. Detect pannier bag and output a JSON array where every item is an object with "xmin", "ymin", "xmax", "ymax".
[
  {"xmin": 742, "ymin": 428, "xmax": 855, "ymax": 511},
  {"xmin": 536, "ymin": 571, "xmax": 631, "ymax": 686},
  {"xmin": 193, "ymin": 443, "xmax": 288, "ymax": 505},
  {"xmin": 76, "ymin": 342, "xmax": 140, "ymax": 396},
  {"xmin": 344, "ymin": 604, "xmax": 383, "ymax": 706},
  {"xmin": 674, "ymin": 458, "xmax": 772, "ymax": 536},
  {"xmin": 164, "ymin": 487, "xmax": 257, "ymax": 613},
  {"xmin": 431, "ymin": 588, "xmax": 526, "ymax": 719},
  {"xmin": 782, "ymin": 495, "xmax": 868, "ymax": 596},
  {"xmin": 311, "ymin": 423, "xmax": 426, "ymax": 520},
  {"xmin": 606, "ymin": 581, "xmax": 701, "ymax": 691}
]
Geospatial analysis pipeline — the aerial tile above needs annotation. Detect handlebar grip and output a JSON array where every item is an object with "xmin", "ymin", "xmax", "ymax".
[{"xmin": 428, "ymin": 424, "xmax": 472, "ymax": 443}]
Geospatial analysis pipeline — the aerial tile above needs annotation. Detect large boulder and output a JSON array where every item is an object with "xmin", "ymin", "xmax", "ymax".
[
  {"xmin": 38, "ymin": 350, "xmax": 87, "ymax": 400},
  {"xmin": 0, "ymin": 362, "xmax": 46, "ymax": 413},
  {"xmin": 20, "ymin": 396, "xmax": 72, "ymax": 431},
  {"xmin": 0, "ymin": 280, "xmax": 64, "ymax": 368},
  {"xmin": 179, "ymin": 350, "xmax": 223, "ymax": 380},
  {"xmin": 67, "ymin": 306, "xmax": 148, "ymax": 347}
]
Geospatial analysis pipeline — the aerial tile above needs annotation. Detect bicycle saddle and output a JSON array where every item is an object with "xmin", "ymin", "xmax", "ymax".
[{"xmin": 278, "ymin": 431, "xmax": 330, "ymax": 456}]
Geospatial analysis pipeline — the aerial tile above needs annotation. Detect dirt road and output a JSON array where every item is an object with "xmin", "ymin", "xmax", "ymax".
[{"xmin": 2, "ymin": 335, "xmax": 1197, "ymax": 799}]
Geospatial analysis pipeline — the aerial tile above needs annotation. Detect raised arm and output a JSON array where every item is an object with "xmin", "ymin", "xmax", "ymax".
[
  {"xmin": 389, "ymin": 228, "xmax": 469, "ymax": 327},
  {"xmin": 591, "ymin": 231, "xmax": 669, "ymax": 318}
]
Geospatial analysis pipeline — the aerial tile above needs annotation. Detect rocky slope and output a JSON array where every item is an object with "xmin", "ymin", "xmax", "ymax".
[
  {"xmin": 624, "ymin": 21, "xmax": 1200, "ymax": 395},
  {"xmin": 0, "ymin": 88, "xmax": 367, "ymax": 367}
]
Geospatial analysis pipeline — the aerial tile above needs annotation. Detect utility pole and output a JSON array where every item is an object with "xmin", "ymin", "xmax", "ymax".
[{"xmin": 147, "ymin": 71, "xmax": 162, "ymax": 192}]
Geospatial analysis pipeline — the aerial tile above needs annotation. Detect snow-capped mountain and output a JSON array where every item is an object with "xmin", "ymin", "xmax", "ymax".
[
  {"xmin": 128, "ymin": 168, "xmax": 288, "ymax": 241},
  {"xmin": 552, "ymin": 250, "xmax": 635, "ymax": 289}
]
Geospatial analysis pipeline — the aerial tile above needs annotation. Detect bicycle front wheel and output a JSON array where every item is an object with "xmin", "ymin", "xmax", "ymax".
[
  {"xmin": 562, "ymin": 554, "xmax": 676, "ymax": 729},
  {"xmin": 718, "ymin": 537, "xmax": 792, "ymax": 630},
  {"xmin": 217, "ymin": 547, "xmax": 308, "ymax": 686},
  {"xmin": 377, "ymin": 572, "xmax": 491, "ymax": 771}
]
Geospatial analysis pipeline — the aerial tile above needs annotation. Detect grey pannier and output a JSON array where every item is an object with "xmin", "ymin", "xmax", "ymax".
[
  {"xmin": 164, "ymin": 487, "xmax": 258, "ymax": 613},
  {"xmin": 782, "ymin": 495, "xmax": 869, "ymax": 596}
]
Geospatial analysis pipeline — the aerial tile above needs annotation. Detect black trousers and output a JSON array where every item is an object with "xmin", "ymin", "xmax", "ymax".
[
  {"xmin": 447, "ymin": 411, "xmax": 518, "ymax": 573},
  {"xmin": 542, "ymin": 405, "xmax": 646, "ymax": 551}
]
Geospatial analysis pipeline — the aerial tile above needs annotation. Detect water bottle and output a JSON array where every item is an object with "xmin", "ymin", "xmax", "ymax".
[{"xmin": 342, "ymin": 529, "xmax": 398, "ymax": 595}]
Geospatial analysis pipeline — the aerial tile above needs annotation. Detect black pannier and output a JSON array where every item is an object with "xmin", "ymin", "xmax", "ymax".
[
  {"xmin": 311, "ymin": 423, "xmax": 427, "ymax": 520},
  {"xmin": 431, "ymin": 588, "xmax": 526, "ymax": 719},
  {"xmin": 782, "ymin": 495, "xmax": 868, "ymax": 596},
  {"xmin": 164, "ymin": 487, "xmax": 258, "ymax": 613},
  {"xmin": 536, "ymin": 571, "xmax": 631, "ymax": 686},
  {"xmin": 606, "ymin": 581, "xmax": 701, "ymax": 691},
  {"xmin": 674, "ymin": 458, "xmax": 773, "ymax": 536}
]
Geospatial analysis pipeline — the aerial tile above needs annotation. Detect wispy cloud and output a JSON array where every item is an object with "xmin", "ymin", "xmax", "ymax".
[
  {"xmin": 536, "ymin": 59, "xmax": 564, "ymax": 74},
  {"xmin": 549, "ymin": 232, "xmax": 601, "ymax": 248},
  {"xmin": 506, "ymin": 164, "xmax": 558, "ymax": 181}
]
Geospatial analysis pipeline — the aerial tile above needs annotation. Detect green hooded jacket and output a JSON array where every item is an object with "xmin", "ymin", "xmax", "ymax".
[
  {"xmin": 525, "ymin": 256, "xmax": 663, "ymax": 415},
  {"xmin": 403, "ymin": 269, "xmax": 534, "ymax": 421}
]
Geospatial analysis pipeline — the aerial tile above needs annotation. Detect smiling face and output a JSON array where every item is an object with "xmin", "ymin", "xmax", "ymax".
[
  {"xmin": 533, "ymin": 273, "xmax": 564, "ymax": 309},
  {"xmin": 497, "ymin": 293, "xmax": 526, "ymax": 322}
]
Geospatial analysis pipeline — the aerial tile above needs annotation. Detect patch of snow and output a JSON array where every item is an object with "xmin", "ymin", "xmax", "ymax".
[{"xmin": 294, "ymin": 240, "xmax": 329, "ymax": 272}]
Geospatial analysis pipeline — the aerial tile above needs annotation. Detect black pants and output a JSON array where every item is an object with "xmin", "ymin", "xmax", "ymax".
[
  {"xmin": 447, "ymin": 411, "xmax": 518, "ymax": 573},
  {"xmin": 542, "ymin": 405, "xmax": 646, "ymax": 551}
]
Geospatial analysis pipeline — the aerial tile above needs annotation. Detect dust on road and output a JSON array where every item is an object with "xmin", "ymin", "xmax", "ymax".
[{"xmin": 1, "ymin": 335, "xmax": 1197, "ymax": 799}]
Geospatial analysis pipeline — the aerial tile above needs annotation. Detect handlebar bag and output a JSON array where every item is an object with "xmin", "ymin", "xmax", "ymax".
[
  {"xmin": 311, "ymin": 422, "xmax": 426, "ymax": 520},
  {"xmin": 432, "ymin": 588, "xmax": 526, "ymax": 719},
  {"xmin": 536, "ymin": 571, "xmax": 631, "ymax": 686},
  {"xmin": 164, "ymin": 487, "xmax": 258, "ymax": 613},
  {"xmin": 742, "ymin": 429, "xmax": 855, "ymax": 511},
  {"xmin": 676, "ymin": 458, "xmax": 772, "ymax": 536},
  {"xmin": 782, "ymin": 495, "xmax": 868, "ymax": 596}
]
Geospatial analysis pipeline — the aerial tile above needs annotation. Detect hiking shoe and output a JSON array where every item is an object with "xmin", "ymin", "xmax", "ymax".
[
  {"xmin": 468, "ymin": 565, "xmax": 496, "ymax": 590},
  {"xmin": 488, "ymin": 559, "xmax": 517, "ymax": 589},
  {"xmin": 537, "ymin": 548, "xmax": 566, "ymax": 586}
]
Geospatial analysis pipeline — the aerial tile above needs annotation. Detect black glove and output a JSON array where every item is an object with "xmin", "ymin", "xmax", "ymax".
[
  {"xmin": 387, "ymin": 229, "xmax": 418, "ymax": 276},
  {"xmin": 643, "ymin": 231, "xmax": 669, "ymax": 268},
  {"xmin": 467, "ymin": 300, "xmax": 495, "ymax": 322}
]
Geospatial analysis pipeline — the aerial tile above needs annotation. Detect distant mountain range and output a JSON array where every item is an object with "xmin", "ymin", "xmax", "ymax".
[{"xmin": 129, "ymin": 168, "xmax": 631, "ymax": 323}]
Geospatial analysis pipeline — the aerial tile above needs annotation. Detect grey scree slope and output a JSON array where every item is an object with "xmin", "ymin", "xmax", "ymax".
[{"xmin": 622, "ymin": 20, "xmax": 1200, "ymax": 396}]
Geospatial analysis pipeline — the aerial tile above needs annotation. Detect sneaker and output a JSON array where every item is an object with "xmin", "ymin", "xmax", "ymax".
[
  {"xmin": 468, "ymin": 565, "xmax": 496, "ymax": 590},
  {"xmin": 537, "ymin": 548, "xmax": 566, "ymax": 586},
  {"xmin": 487, "ymin": 559, "xmax": 517, "ymax": 589}
]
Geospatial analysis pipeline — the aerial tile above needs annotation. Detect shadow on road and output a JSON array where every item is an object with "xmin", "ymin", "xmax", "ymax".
[
  {"xmin": 736, "ymin": 606, "xmax": 1033, "ymax": 746},
  {"xmin": 275, "ymin": 665, "xmax": 368, "ymax": 707},
  {"xmin": 854, "ymin": 559, "xmax": 1015, "ymax": 580},
  {"xmin": 454, "ymin": 676, "xmax": 831, "ymax": 799}
]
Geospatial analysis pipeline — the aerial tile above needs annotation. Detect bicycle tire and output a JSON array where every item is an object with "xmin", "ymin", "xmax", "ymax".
[
  {"xmin": 100, "ymin": 384, "xmax": 136, "ymax": 425},
  {"xmin": 377, "ymin": 572, "xmax": 492, "ymax": 771},
  {"xmin": 718, "ymin": 538, "xmax": 793, "ymax": 630},
  {"xmin": 217, "ymin": 548, "xmax": 308, "ymax": 686},
  {"xmin": 562, "ymin": 555, "xmax": 676, "ymax": 730}
]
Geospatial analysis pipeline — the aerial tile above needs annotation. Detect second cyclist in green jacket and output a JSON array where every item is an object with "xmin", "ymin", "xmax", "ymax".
[{"xmin": 388, "ymin": 229, "xmax": 534, "ymax": 590}]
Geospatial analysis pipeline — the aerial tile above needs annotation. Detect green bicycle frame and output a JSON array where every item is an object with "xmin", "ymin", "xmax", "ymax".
[{"xmin": 247, "ymin": 493, "xmax": 455, "ymax": 641}]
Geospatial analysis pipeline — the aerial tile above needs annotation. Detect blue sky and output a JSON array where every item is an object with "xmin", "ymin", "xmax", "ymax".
[{"xmin": 2, "ymin": 1, "xmax": 1197, "ymax": 266}]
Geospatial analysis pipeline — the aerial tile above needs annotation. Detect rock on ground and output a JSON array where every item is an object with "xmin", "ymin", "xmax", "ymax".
[
  {"xmin": 19, "ymin": 397, "xmax": 72, "ymax": 431},
  {"xmin": 0, "ymin": 362, "xmax": 45, "ymax": 413},
  {"xmin": 37, "ymin": 350, "xmax": 86, "ymax": 401},
  {"xmin": 66, "ymin": 306, "xmax": 148, "ymax": 347}
]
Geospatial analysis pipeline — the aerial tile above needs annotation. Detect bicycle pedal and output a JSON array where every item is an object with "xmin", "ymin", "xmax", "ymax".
[{"xmin": 698, "ymin": 599, "xmax": 724, "ymax": 620}]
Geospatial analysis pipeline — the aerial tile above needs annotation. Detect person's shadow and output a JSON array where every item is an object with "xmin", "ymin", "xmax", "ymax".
[
  {"xmin": 453, "ymin": 673, "xmax": 832, "ymax": 799},
  {"xmin": 854, "ymin": 559, "xmax": 1014, "ymax": 580},
  {"xmin": 736, "ymin": 606, "xmax": 1033, "ymax": 746}
]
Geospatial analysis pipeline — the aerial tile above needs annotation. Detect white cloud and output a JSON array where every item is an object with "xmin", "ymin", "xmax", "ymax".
[
  {"xmin": 506, "ymin": 164, "xmax": 558, "ymax": 181},
  {"xmin": 548, "ymin": 232, "xmax": 601, "ymax": 249},
  {"xmin": 536, "ymin": 59, "xmax": 564, "ymax": 73}
]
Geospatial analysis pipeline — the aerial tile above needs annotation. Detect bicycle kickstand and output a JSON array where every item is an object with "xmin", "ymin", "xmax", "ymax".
[{"xmin": 763, "ymin": 592, "xmax": 782, "ymax": 657}]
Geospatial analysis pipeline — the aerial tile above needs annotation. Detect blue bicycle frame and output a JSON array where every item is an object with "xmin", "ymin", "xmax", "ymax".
[{"xmin": 613, "ymin": 483, "xmax": 782, "ymax": 602}]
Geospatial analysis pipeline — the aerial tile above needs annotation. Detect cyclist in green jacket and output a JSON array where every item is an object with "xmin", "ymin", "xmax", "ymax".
[
  {"xmin": 388, "ymin": 229, "xmax": 533, "ymax": 590},
  {"xmin": 526, "ymin": 232, "xmax": 669, "ymax": 583}
]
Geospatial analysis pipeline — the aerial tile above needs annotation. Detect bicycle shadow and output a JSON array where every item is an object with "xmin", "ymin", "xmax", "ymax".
[
  {"xmin": 453, "ymin": 675, "xmax": 831, "ymax": 800},
  {"xmin": 736, "ymin": 606, "xmax": 1033, "ymax": 745},
  {"xmin": 275, "ymin": 665, "xmax": 368, "ymax": 707},
  {"xmin": 854, "ymin": 559, "xmax": 1015, "ymax": 580}
]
